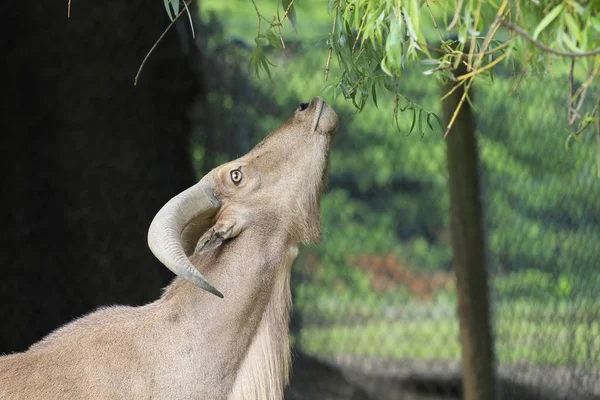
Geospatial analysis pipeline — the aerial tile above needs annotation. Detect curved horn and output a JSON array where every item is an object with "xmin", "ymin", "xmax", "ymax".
[{"xmin": 148, "ymin": 179, "xmax": 224, "ymax": 298}]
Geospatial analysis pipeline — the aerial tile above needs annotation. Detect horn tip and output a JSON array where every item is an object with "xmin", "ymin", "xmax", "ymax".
[
  {"xmin": 201, "ymin": 280, "xmax": 224, "ymax": 298},
  {"xmin": 210, "ymin": 287, "xmax": 225, "ymax": 299}
]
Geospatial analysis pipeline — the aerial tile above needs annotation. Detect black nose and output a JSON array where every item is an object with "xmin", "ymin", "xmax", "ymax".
[{"xmin": 297, "ymin": 102, "xmax": 309, "ymax": 112}]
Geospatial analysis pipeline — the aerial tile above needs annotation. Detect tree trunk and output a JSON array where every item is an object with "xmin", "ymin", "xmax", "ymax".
[
  {"xmin": 443, "ymin": 69, "xmax": 497, "ymax": 399},
  {"xmin": 1, "ymin": 0, "xmax": 200, "ymax": 353}
]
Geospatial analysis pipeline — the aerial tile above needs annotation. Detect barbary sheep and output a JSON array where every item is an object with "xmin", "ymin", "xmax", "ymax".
[{"xmin": 0, "ymin": 97, "xmax": 339, "ymax": 400}]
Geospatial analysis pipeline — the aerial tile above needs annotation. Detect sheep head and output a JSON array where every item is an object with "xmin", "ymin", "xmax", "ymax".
[{"xmin": 148, "ymin": 97, "xmax": 339, "ymax": 297}]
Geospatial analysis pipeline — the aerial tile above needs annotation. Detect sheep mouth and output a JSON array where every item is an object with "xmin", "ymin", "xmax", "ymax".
[{"xmin": 311, "ymin": 97, "xmax": 325, "ymax": 133}]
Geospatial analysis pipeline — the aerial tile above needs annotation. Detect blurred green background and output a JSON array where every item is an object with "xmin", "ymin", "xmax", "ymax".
[{"xmin": 195, "ymin": 0, "xmax": 600, "ymax": 369}]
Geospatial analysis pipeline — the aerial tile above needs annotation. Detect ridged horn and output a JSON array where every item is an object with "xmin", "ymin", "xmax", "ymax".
[{"xmin": 148, "ymin": 179, "xmax": 224, "ymax": 298}]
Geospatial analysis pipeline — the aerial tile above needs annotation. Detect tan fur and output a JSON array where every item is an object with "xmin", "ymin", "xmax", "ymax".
[{"xmin": 0, "ymin": 98, "xmax": 338, "ymax": 399}]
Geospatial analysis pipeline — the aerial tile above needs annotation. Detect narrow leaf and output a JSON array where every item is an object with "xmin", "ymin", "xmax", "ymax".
[
  {"xmin": 418, "ymin": 108, "xmax": 423, "ymax": 137},
  {"xmin": 426, "ymin": 113, "xmax": 434, "ymax": 130},
  {"xmin": 260, "ymin": 55, "xmax": 272, "ymax": 79},
  {"xmin": 533, "ymin": 4, "xmax": 565, "ymax": 40},
  {"xmin": 266, "ymin": 30, "xmax": 282, "ymax": 49},
  {"xmin": 563, "ymin": 13, "xmax": 582, "ymax": 44},
  {"xmin": 281, "ymin": 0, "xmax": 297, "ymax": 29},
  {"xmin": 371, "ymin": 83, "xmax": 379, "ymax": 108},
  {"xmin": 171, "ymin": 0, "xmax": 179, "ymax": 18},
  {"xmin": 164, "ymin": 0, "xmax": 174, "ymax": 21},
  {"xmin": 183, "ymin": 1, "xmax": 195, "ymax": 38},
  {"xmin": 408, "ymin": 106, "xmax": 417, "ymax": 135},
  {"xmin": 429, "ymin": 112, "xmax": 445, "ymax": 133}
]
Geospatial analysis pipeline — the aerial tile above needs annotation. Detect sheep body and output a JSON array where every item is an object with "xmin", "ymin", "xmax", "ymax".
[{"xmin": 0, "ymin": 97, "xmax": 338, "ymax": 400}]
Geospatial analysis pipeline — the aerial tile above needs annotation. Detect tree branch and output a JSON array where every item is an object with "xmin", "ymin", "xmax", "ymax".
[{"xmin": 500, "ymin": 19, "xmax": 600, "ymax": 58}]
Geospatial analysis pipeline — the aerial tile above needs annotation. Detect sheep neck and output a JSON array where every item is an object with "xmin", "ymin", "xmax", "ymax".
[
  {"xmin": 227, "ymin": 245, "xmax": 295, "ymax": 400},
  {"xmin": 160, "ymin": 243, "xmax": 296, "ymax": 400}
]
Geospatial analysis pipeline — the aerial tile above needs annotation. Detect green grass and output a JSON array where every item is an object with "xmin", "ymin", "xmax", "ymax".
[
  {"xmin": 297, "ymin": 319, "xmax": 461, "ymax": 360},
  {"xmin": 296, "ymin": 305, "xmax": 600, "ymax": 367}
]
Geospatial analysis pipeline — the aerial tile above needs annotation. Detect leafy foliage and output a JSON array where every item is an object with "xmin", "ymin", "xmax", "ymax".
[
  {"xmin": 192, "ymin": 18, "xmax": 599, "ymax": 301},
  {"xmin": 210, "ymin": 0, "xmax": 600, "ymax": 145},
  {"xmin": 160, "ymin": 1, "xmax": 600, "ymax": 143}
]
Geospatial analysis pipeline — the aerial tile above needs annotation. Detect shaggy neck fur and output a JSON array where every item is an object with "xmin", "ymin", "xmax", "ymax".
[
  {"xmin": 160, "ymin": 240, "xmax": 297, "ymax": 400},
  {"xmin": 227, "ymin": 245, "xmax": 296, "ymax": 400}
]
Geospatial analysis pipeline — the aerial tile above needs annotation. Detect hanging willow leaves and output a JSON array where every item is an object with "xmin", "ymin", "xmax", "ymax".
[{"xmin": 162, "ymin": 0, "xmax": 600, "ymax": 143}]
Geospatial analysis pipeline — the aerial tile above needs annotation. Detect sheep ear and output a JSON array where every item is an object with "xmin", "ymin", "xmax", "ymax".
[{"xmin": 195, "ymin": 218, "xmax": 243, "ymax": 254}]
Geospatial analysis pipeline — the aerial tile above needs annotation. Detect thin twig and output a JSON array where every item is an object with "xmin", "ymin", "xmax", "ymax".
[
  {"xmin": 325, "ymin": 48, "xmax": 333, "ymax": 81},
  {"xmin": 568, "ymin": 58, "xmax": 578, "ymax": 125},
  {"xmin": 468, "ymin": 0, "xmax": 483, "ymax": 71},
  {"xmin": 571, "ymin": 94, "xmax": 600, "ymax": 138},
  {"xmin": 440, "ymin": 78, "xmax": 466, "ymax": 102},
  {"xmin": 393, "ymin": 73, "xmax": 400, "ymax": 128},
  {"xmin": 427, "ymin": 64, "xmax": 454, "ymax": 74},
  {"xmin": 444, "ymin": 0, "xmax": 508, "ymax": 138},
  {"xmin": 425, "ymin": 39, "xmax": 512, "ymax": 58},
  {"xmin": 352, "ymin": 9, "xmax": 368, "ymax": 55},
  {"xmin": 500, "ymin": 19, "xmax": 600, "ymax": 57},
  {"xmin": 456, "ymin": 52, "xmax": 508, "ymax": 81},
  {"xmin": 250, "ymin": 0, "xmax": 263, "ymax": 36},
  {"xmin": 325, "ymin": 1, "xmax": 340, "ymax": 81},
  {"xmin": 134, "ymin": 2, "xmax": 190, "ymax": 86},
  {"xmin": 425, "ymin": 0, "xmax": 444, "ymax": 43},
  {"xmin": 278, "ymin": 0, "xmax": 296, "ymax": 26},
  {"xmin": 447, "ymin": 0, "xmax": 464, "ymax": 31},
  {"xmin": 67, "ymin": 0, "xmax": 71, "ymax": 17},
  {"xmin": 569, "ymin": 62, "xmax": 600, "ymax": 125}
]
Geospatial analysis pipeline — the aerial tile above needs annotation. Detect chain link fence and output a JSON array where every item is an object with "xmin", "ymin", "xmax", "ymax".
[{"xmin": 197, "ymin": 12, "xmax": 600, "ymax": 399}]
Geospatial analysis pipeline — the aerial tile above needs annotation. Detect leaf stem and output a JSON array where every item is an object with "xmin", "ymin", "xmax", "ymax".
[
  {"xmin": 134, "ymin": 1, "xmax": 191, "ymax": 86},
  {"xmin": 250, "ymin": 0, "xmax": 262, "ymax": 36},
  {"xmin": 278, "ymin": 0, "xmax": 296, "ymax": 26},
  {"xmin": 325, "ymin": 1, "xmax": 340, "ymax": 81}
]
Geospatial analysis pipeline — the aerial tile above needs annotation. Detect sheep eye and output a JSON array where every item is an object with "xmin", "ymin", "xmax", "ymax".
[{"xmin": 230, "ymin": 169, "xmax": 243, "ymax": 185}]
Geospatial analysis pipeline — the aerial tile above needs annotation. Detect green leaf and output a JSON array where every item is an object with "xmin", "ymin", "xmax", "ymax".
[
  {"xmin": 371, "ymin": 83, "xmax": 379, "ymax": 108},
  {"xmin": 385, "ymin": 18, "xmax": 403, "ymax": 69},
  {"xmin": 260, "ymin": 55, "xmax": 272, "ymax": 79},
  {"xmin": 266, "ymin": 30, "xmax": 283, "ymax": 49},
  {"xmin": 417, "ymin": 108, "xmax": 423, "ymax": 137},
  {"xmin": 380, "ymin": 57, "xmax": 392, "ymax": 76},
  {"xmin": 171, "ymin": 0, "xmax": 179, "ymax": 18},
  {"xmin": 164, "ymin": 0, "xmax": 174, "ymax": 21},
  {"xmin": 281, "ymin": 0, "xmax": 297, "ymax": 29},
  {"xmin": 426, "ymin": 112, "xmax": 434, "ymax": 130},
  {"xmin": 591, "ymin": 17, "xmax": 600, "ymax": 33},
  {"xmin": 561, "ymin": 31, "xmax": 581, "ymax": 52},
  {"xmin": 563, "ymin": 13, "xmax": 582, "ymax": 45},
  {"xmin": 533, "ymin": 3, "xmax": 565, "ymax": 40},
  {"xmin": 339, "ymin": 83, "xmax": 350, "ymax": 98},
  {"xmin": 408, "ymin": 106, "xmax": 417, "ymax": 135},
  {"xmin": 429, "ymin": 112, "xmax": 445, "ymax": 133},
  {"xmin": 564, "ymin": 134, "xmax": 573, "ymax": 151}
]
